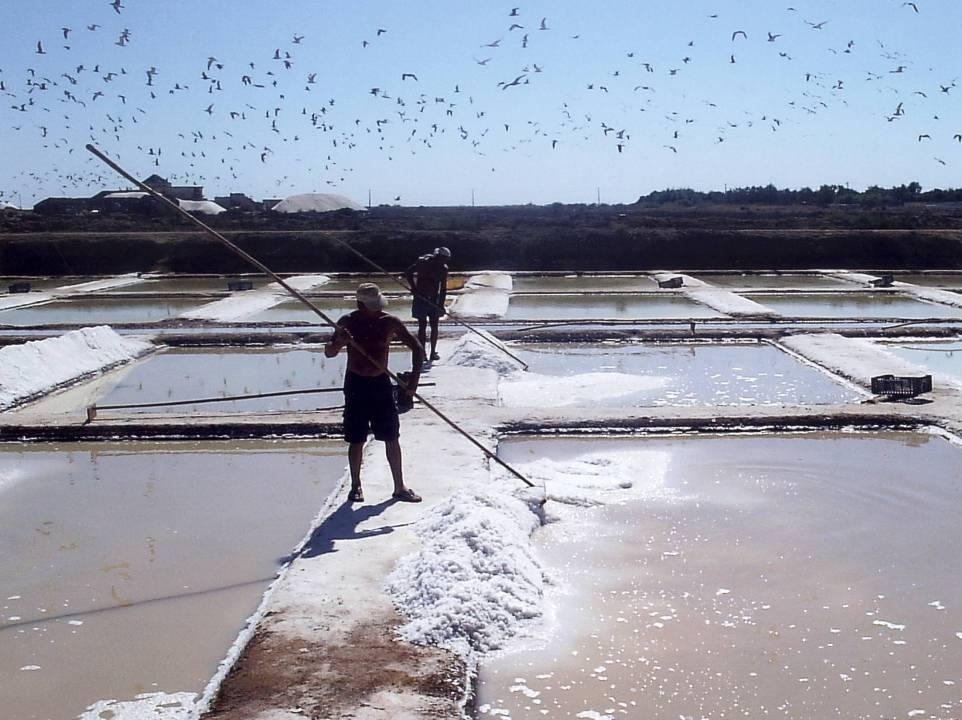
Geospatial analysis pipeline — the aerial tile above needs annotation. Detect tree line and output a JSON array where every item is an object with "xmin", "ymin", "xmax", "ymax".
[{"xmin": 637, "ymin": 182, "xmax": 962, "ymax": 207}]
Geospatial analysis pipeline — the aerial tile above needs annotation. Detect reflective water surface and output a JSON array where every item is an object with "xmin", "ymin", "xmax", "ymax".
[
  {"xmin": 0, "ymin": 298, "xmax": 202, "ymax": 326},
  {"xmin": 479, "ymin": 433, "xmax": 962, "ymax": 720},
  {"xmin": 750, "ymin": 292, "xmax": 962, "ymax": 319},
  {"xmin": 94, "ymin": 346, "xmax": 410, "ymax": 414},
  {"xmin": 511, "ymin": 275, "xmax": 658, "ymax": 293},
  {"xmin": 504, "ymin": 342, "xmax": 857, "ymax": 406},
  {"xmin": 886, "ymin": 341, "xmax": 962, "ymax": 384},
  {"xmin": 693, "ymin": 273, "xmax": 855, "ymax": 289},
  {"xmin": 0, "ymin": 440, "xmax": 346, "ymax": 720},
  {"xmin": 504, "ymin": 294, "xmax": 721, "ymax": 321}
]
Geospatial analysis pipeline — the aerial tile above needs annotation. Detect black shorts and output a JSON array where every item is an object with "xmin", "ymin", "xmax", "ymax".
[
  {"xmin": 342, "ymin": 371, "xmax": 399, "ymax": 444},
  {"xmin": 412, "ymin": 294, "xmax": 443, "ymax": 319}
]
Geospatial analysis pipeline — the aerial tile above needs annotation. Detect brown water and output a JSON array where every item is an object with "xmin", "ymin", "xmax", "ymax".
[
  {"xmin": 0, "ymin": 440, "xmax": 346, "ymax": 720},
  {"xmin": 478, "ymin": 433, "xmax": 962, "ymax": 720}
]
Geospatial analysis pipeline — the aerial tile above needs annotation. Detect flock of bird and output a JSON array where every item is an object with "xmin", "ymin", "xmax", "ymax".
[{"xmin": 1, "ymin": 1, "xmax": 959, "ymax": 207}]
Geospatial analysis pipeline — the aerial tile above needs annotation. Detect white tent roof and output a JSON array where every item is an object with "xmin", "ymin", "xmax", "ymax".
[
  {"xmin": 104, "ymin": 191, "xmax": 149, "ymax": 199},
  {"xmin": 178, "ymin": 199, "xmax": 226, "ymax": 215},
  {"xmin": 271, "ymin": 193, "xmax": 364, "ymax": 213}
]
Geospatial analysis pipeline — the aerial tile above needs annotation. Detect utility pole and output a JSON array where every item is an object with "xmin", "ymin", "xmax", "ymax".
[
  {"xmin": 471, "ymin": 188, "xmax": 475, "ymax": 207},
  {"xmin": 596, "ymin": 186, "xmax": 601, "ymax": 205},
  {"xmin": 367, "ymin": 188, "xmax": 372, "ymax": 208}
]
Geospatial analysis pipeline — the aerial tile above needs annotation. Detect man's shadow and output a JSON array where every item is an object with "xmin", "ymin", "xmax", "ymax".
[{"xmin": 294, "ymin": 497, "xmax": 410, "ymax": 560}]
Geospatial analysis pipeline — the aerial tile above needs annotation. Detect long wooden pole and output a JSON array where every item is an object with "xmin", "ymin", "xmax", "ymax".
[{"xmin": 85, "ymin": 144, "xmax": 535, "ymax": 488}]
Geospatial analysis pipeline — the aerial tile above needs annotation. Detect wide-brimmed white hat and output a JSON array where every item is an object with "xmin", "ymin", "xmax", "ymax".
[{"xmin": 356, "ymin": 282, "xmax": 387, "ymax": 310}]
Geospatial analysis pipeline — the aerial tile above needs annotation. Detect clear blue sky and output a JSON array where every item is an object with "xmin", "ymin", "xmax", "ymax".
[{"xmin": 2, "ymin": 1, "xmax": 960, "ymax": 207}]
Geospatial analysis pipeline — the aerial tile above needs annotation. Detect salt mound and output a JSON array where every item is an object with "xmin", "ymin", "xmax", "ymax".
[
  {"xmin": 178, "ymin": 199, "xmax": 226, "ymax": 215},
  {"xmin": 510, "ymin": 451, "xmax": 673, "ymax": 508},
  {"xmin": 271, "ymin": 193, "xmax": 364, "ymax": 213},
  {"xmin": 500, "ymin": 371, "xmax": 668, "ymax": 407},
  {"xmin": 386, "ymin": 488, "xmax": 545, "ymax": 659},
  {"xmin": 0, "ymin": 326, "xmax": 153, "ymax": 409},
  {"xmin": 103, "ymin": 191, "xmax": 149, "ymax": 199},
  {"xmin": 442, "ymin": 331, "xmax": 525, "ymax": 376}
]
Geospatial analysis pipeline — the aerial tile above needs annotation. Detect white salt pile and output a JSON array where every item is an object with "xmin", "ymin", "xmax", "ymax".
[
  {"xmin": 77, "ymin": 691, "xmax": 196, "ymax": 720},
  {"xmin": 271, "ymin": 193, "xmax": 364, "ymax": 213},
  {"xmin": 0, "ymin": 326, "xmax": 153, "ymax": 409},
  {"xmin": 513, "ymin": 450, "xmax": 672, "ymax": 508},
  {"xmin": 442, "ymin": 330, "xmax": 525, "ymax": 376},
  {"xmin": 386, "ymin": 486, "xmax": 546, "ymax": 659},
  {"xmin": 447, "ymin": 272, "xmax": 512, "ymax": 319},
  {"xmin": 386, "ymin": 448, "xmax": 673, "ymax": 664}
]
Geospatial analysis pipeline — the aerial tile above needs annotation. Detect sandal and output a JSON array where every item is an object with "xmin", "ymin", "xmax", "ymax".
[
  {"xmin": 348, "ymin": 486, "xmax": 364, "ymax": 503},
  {"xmin": 392, "ymin": 488, "xmax": 422, "ymax": 503}
]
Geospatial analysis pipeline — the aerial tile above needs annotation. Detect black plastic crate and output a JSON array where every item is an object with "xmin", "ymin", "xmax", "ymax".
[
  {"xmin": 658, "ymin": 277, "xmax": 684, "ymax": 289},
  {"xmin": 869, "ymin": 274, "xmax": 895, "ymax": 288},
  {"xmin": 227, "ymin": 279, "xmax": 254, "ymax": 291},
  {"xmin": 870, "ymin": 374, "xmax": 932, "ymax": 397},
  {"xmin": 8, "ymin": 282, "xmax": 31, "ymax": 293}
]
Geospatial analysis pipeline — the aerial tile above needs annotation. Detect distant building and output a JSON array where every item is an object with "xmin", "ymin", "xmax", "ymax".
[
  {"xmin": 142, "ymin": 174, "xmax": 204, "ymax": 202},
  {"xmin": 214, "ymin": 193, "xmax": 260, "ymax": 212},
  {"xmin": 271, "ymin": 193, "xmax": 364, "ymax": 213}
]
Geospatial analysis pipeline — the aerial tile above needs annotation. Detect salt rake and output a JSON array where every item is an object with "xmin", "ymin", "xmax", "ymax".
[{"xmin": 85, "ymin": 143, "xmax": 539, "ymax": 491}]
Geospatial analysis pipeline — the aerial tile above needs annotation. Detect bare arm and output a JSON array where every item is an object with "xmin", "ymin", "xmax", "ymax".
[
  {"xmin": 392, "ymin": 318, "xmax": 424, "ymax": 392},
  {"xmin": 324, "ymin": 317, "xmax": 351, "ymax": 358}
]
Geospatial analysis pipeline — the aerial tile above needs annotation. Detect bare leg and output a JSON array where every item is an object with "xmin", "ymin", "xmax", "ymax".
[
  {"xmin": 428, "ymin": 316, "xmax": 440, "ymax": 359},
  {"xmin": 385, "ymin": 439, "xmax": 405, "ymax": 494},
  {"xmin": 348, "ymin": 441, "xmax": 364, "ymax": 491},
  {"xmin": 417, "ymin": 318, "xmax": 428, "ymax": 358}
]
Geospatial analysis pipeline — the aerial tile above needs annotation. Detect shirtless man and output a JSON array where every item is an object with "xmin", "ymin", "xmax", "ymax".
[
  {"xmin": 404, "ymin": 246, "xmax": 450, "ymax": 363},
  {"xmin": 324, "ymin": 283, "xmax": 424, "ymax": 503}
]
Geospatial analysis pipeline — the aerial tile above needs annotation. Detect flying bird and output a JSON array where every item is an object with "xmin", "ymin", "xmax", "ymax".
[
  {"xmin": 902, "ymin": 2, "xmax": 919, "ymax": 12},
  {"xmin": 401, "ymin": 73, "xmax": 418, "ymax": 81},
  {"xmin": 35, "ymin": 40, "xmax": 45, "ymax": 54},
  {"xmin": 731, "ymin": 30, "xmax": 748, "ymax": 41},
  {"xmin": 110, "ymin": 0, "xmax": 124, "ymax": 13}
]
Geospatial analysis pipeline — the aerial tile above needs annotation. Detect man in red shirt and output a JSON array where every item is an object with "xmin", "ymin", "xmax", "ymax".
[{"xmin": 325, "ymin": 283, "xmax": 424, "ymax": 503}]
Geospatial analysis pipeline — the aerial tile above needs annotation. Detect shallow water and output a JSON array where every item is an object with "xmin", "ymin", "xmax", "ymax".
[
  {"xmin": 503, "ymin": 342, "xmax": 857, "ymax": 406},
  {"xmin": 886, "ymin": 341, "xmax": 962, "ymax": 384},
  {"xmin": 245, "ymin": 297, "xmax": 365, "ymax": 322},
  {"xmin": 478, "ymin": 432, "xmax": 962, "ymax": 720},
  {"xmin": 692, "ymin": 273, "xmax": 854, "ymax": 289},
  {"xmin": 0, "ymin": 298, "xmax": 201, "ymax": 326},
  {"xmin": 510, "ymin": 275, "xmax": 658, "ymax": 293},
  {"xmin": 504, "ymin": 294, "xmax": 721, "ymax": 321},
  {"xmin": 0, "ymin": 440, "xmax": 346, "ymax": 720},
  {"xmin": 750, "ymin": 292, "xmax": 962, "ymax": 319},
  {"xmin": 94, "ymin": 346, "xmax": 411, "ymax": 414},
  {"xmin": 131, "ymin": 276, "xmax": 270, "ymax": 294},
  {"xmin": 896, "ymin": 274, "xmax": 962, "ymax": 289}
]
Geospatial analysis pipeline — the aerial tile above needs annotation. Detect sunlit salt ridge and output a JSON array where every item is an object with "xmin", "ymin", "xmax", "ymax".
[
  {"xmin": 447, "ymin": 272, "xmax": 512, "ymax": 319},
  {"xmin": 652, "ymin": 272, "xmax": 780, "ymax": 317},
  {"xmin": 0, "ymin": 326, "xmax": 153, "ymax": 408},
  {"xmin": 781, "ymin": 332, "xmax": 929, "ymax": 385},
  {"xmin": 179, "ymin": 274, "xmax": 330, "ymax": 321}
]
